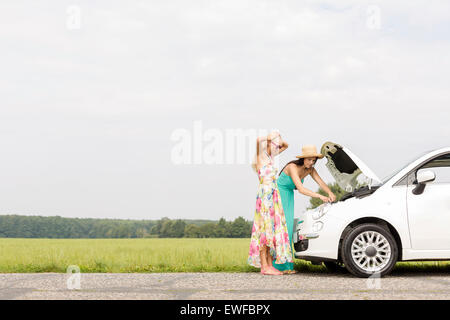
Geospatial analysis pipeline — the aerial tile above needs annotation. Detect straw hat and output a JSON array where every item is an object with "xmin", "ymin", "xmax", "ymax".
[{"xmin": 296, "ymin": 145, "xmax": 324, "ymax": 159}]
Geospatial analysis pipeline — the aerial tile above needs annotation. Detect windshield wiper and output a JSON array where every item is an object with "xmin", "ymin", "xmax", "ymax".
[{"xmin": 340, "ymin": 185, "xmax": 380, "ymax": 201}]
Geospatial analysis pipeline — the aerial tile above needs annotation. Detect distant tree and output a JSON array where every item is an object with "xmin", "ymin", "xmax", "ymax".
[
  {"xmin": 198, "ymin": 223, "xmax": 217, "ymax": 238},
  {"xmin": 171, "ymin": 220, "xmax": 187, "ymax": 238},
  {"xmin": 231, "ymin": 216, "xmax": 251, "ymax": 238},
  {"xmin": 136, "ymin": 228, "xmax": 149, "ymax": 238},
  {"xmin": 151, "ymin": 217, "xmax": 170, "ymax": 236},
  {"xmin": 216, "ymin": 217, "xmax": 232, "ymax": 238},
  {"xmin": 159, "ymin": 219, "xmax": 174, "ymax": 238},
  {"xmin": 184, "ymin": 224, "xmax": 201, "ymax": 238}
]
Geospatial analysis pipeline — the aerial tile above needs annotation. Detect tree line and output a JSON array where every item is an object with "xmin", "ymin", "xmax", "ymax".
[
  {"xmin": 155, "ymin": 217, "xmax": 252, "ymax": 238},
  {"xmin": 0, "ymin": 215, "xmax": 252, "ymax": 238}
]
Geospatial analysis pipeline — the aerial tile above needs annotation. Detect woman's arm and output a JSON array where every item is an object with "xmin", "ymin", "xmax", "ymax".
[
  {"xmin": 278, "ymin": 139, "xmax": 289, "ymax": 154},
  {"xmin": 256, "ymin": 136, "xmax": 268, "ymax": 158},
  {"xmin": 255, "ymin": 134, "xmax": 272, "ymax": 170},
  {"xmin": 287, "ymin": 165, "xmax": 331, "ymax": 202},
  {"xmin": 311, "ymin": 168, "xmax": 336, "ymax": 202},
  {"xmin": 268, "ymin": 132, "xmax": 288, "ymax": 156}
]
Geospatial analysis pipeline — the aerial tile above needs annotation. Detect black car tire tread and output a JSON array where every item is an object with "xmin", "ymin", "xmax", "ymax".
[{"xmin": 340, "ymin": 223, "xmax": 398, "ymax": 278}]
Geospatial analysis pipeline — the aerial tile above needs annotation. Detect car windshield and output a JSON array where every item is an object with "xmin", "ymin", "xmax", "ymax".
[{"xmin": 381, "ymin": 150, "xmax": 431, "ymax": 184}]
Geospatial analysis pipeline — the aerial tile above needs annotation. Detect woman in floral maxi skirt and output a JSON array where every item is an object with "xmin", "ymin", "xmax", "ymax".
[{"xmin": 248, "ymin": 132, "xmax": 293, "ymax": 275}]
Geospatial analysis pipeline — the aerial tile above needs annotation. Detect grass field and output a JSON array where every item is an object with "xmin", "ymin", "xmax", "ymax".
[{"xmin": 0, "ymin": 238, "xmax": 448, "ymax": 273}]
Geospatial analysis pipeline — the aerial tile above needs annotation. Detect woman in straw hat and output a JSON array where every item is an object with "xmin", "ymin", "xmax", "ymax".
[
  {"xmin": 248, "ymin": 131, "xmax": 294, "ymax": 275},
  {"xmin": 272, "ymin": 145, "xmax": 336, "ymax": 274}
]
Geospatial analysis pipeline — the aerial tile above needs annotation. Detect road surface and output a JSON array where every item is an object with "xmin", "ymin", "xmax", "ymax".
[{"xmin": 0, "ymin": 272, "xmax": 449, "ymax": 300}]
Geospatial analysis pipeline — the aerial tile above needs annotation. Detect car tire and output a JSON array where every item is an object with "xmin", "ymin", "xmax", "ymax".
[{"xmin": 341, "ymin": 223, "xmax": 398, "ymax": 278}]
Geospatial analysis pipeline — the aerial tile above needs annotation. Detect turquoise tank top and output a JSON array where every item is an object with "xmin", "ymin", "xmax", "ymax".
[{"xmin": 278, "ymin": 171, "xmax": 303, "ymax": 190}]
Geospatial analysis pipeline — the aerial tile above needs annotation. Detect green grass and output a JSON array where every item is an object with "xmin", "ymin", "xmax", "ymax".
[
  {"xmin": 0, "ymin": 238, "xmax": 448, "ymax": 273},
  {"xmin": 393, "ymin": 261, "xmax": 450, "ymax": 273}
]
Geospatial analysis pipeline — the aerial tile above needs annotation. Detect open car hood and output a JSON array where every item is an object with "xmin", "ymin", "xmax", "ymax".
[{"xmin": 320, "ymin": 142, "xmax": 381, "ymax": 192}]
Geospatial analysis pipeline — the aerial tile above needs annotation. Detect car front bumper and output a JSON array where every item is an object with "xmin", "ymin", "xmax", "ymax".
[{"xmin": 293, "ymin": 217, "xmax": 342, "ymax": 261}]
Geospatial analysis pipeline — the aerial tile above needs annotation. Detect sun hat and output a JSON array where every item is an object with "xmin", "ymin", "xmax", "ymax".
[{"xmin": 296, "ymin": 145, "xmax": 324, "ymax": 159}]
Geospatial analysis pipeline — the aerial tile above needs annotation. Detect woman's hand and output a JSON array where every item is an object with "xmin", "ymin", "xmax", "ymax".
[
  {"xmin": 267, "ymin": 131, "xmax": 288, "ymax": 155},
  {"xmin": 328, "ymin": 192, "xmax": 336, "ymax": 202},
  {"xmin": 279, "ymin": 138, "xmax": 288, "ymax": 150},
  {"xmin": 319, "ymin": 195, "xmax": 331, "ymax": 203}
]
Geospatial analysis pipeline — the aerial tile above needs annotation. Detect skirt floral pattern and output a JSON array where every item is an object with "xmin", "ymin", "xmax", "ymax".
[{"xmin": 248, "ymin": 161, "xmax": 293, "ymax": 268}]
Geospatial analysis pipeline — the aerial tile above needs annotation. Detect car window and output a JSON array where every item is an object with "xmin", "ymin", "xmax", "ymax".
[
  {"xmin": 387, "ymin": 150, "xmax": 432, "ymax": 185},
  {"xmin": 417, "ymin": 153, "xmax": 450, "ymax": 184}
]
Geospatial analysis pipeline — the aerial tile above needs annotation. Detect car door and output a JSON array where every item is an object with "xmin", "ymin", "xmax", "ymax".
[{"xmin": 406, "ymin": 153, "xmax": 450, "ymax": 250}]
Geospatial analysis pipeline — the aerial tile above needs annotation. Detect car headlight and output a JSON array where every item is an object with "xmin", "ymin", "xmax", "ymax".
[
  {"xmin": 312, "ymin": 203, "xmax": 331, "ymax": 220},
  {"xmin": 312, "ymin": 221, "xmax": 324, "ymax": 232}
]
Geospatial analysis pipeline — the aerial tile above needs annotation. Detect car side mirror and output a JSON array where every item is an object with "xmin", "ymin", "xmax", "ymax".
[
  {"xmin": 412, "ymin": 170, "xmax": 436, "ymax": 195},
  {"xmin": 417, "ymin": 170, "xmax": 436, "ymax": 184}
]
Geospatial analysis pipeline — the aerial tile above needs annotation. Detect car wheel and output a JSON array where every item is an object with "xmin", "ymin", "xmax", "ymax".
[
  {"xmin": 323, "ymin": 261, "xmax": 347, "ymax": 273},
  {"xmin": 341, "ymin": 223, "xmax": 398, "ymax": 278}
]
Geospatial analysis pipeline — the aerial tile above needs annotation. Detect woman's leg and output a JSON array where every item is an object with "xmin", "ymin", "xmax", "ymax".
[
  {"xmin": 260, "ymin": 245, "xmax": 268, "ymax": 271},
  {"xmin": 260, "ymin": 245, "xmax": 282, "ymax": 275},
  {"xmin": 265, "ymin": 248, "xmax": 281, "ymax": 272}
]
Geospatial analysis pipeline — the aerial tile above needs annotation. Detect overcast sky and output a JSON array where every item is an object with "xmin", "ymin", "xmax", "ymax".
[{"xmin": 1, "ymin": 0, "xmax": 449, "ymax": 221}]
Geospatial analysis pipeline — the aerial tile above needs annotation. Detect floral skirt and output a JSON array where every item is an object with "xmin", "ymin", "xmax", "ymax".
[{"xmin": 247, "ymin": 183, "xmax": 293, "ymax": 268}]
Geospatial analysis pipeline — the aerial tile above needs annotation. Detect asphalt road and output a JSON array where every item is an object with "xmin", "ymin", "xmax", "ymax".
[{"xmin": 0, "ymin": 272, "xmax": 449, "ymax": 300}]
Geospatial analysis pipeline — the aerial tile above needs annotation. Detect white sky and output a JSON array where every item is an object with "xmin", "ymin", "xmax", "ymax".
[{"xmin": 1, "ymin": 1, "xmax": 449, "ymax": 220}]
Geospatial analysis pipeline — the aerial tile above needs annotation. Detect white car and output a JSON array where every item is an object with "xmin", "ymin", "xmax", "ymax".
[{"xmin": 293, "ymin": 142, "xmax": 450, "ymax": 277}]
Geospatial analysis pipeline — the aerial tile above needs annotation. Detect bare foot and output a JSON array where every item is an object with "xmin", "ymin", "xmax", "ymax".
[
  {"xmin": 268, "ymin": 266, "xmax": 284, "ymax": 274},
  {"xmin": 261, "ymin": 267, "xmax": 283, "ymax": 275}
]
